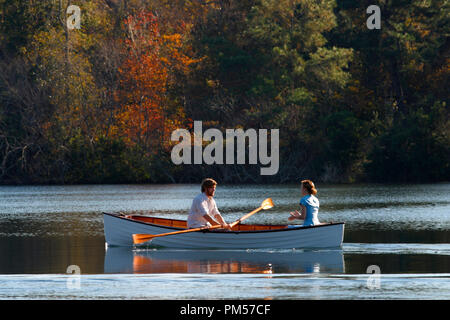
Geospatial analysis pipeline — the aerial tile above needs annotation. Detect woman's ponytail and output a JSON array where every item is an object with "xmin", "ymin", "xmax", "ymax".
[{"xmin": 301, "ymin": 180, "xmax": 317, "ymax": 195}]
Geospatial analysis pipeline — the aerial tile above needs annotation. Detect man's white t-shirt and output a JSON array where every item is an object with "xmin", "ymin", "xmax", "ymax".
[{"xmin": 187, "ymin": 192, "xmax": 220, "ymax": 228}]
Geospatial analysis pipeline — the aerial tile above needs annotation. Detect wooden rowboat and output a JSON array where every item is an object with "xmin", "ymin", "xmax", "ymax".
[{"xmin": 103, "ymin": 212, "xmax": 345, "ymax": 249}]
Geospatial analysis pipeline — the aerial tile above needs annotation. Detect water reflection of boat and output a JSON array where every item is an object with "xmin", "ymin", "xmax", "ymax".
[{"xmin": 104, "ymin": 247, "xmax": 345, "ymax": 274}]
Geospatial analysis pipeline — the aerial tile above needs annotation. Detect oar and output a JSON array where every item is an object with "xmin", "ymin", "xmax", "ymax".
[{"xmin": 132, "ymin": 197, "xmax": 274, "ymax": 245}]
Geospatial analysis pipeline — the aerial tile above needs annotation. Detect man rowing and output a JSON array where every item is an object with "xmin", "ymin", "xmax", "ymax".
[{"xmin": 187, "ymin": 178, "xmax": 231, "ymax": 230}]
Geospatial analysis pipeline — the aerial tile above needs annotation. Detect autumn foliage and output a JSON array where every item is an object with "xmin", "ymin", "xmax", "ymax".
[
  {"xmin": 114, "ymin": 11, "xmax": 195, "ymax": 152},
  {"xmin": 0, "ymin": 1, "xmax": 448, "ymax": 184}
]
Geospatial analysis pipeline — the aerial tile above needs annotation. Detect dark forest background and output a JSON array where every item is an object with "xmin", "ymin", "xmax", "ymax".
[{"xmin": 0, "ymin": 0, "xmax": 448, "ymax": 184}]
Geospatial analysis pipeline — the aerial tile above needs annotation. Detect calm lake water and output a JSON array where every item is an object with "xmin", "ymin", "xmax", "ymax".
[{"xmin": 0, "ymin": 183, "xmax": 449, "ymax": 299}]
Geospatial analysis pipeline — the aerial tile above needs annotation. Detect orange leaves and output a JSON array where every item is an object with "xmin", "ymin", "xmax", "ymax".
[{"xmin": 114, "ymin": 10, "xmax": 195, "ymax": 152}]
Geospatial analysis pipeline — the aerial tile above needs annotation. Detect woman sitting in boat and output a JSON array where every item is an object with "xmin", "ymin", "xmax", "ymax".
[{"xmin": 288, "ymin": 179, "xmax": 321, "ymax": 226}]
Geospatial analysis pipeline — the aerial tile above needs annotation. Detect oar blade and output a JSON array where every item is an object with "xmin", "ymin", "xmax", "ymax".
[
  {"xmin": 261, "ymin": 198, "xmax": 274, "ymax": 210},
  {"xmin": 132, "ymin": 234, "xmax": 155, "ymax": 245}
]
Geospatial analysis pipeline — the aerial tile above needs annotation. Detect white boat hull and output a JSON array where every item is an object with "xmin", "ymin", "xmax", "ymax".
[{"xmin": 103, "ymin": 213, "xmax": 344, "ymax": 249}]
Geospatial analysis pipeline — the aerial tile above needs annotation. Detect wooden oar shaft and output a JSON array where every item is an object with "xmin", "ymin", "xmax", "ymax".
[
  {"xmin": 133, "ymin": 210, "xmax": 259, "ymax": 245},
  {"xmin": 133, "ymin": 223, "xmax": 223, "ymax": 243},
  {"xmin": 229, "ymin": 207, "xmax": 263, "ymax": 228},
  {"xmin": 133, "ymin": 197, "xmax": 274, "ymax": 245}
]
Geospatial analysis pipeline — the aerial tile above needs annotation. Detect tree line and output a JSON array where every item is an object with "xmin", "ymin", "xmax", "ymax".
[{"xmin": 0, "ymin": 0, "xmax": 448, "ymax": 184}]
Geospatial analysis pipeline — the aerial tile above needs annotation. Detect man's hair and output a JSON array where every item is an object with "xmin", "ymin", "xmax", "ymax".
[{"xmin": 201, "ymin": 178, "xmax": 217, "ymax": 192}]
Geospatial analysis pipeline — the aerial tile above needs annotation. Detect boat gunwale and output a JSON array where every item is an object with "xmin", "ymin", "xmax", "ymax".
[{"xmin": 103, "ymin": 212, "xmax": 345, "ymax": 234}]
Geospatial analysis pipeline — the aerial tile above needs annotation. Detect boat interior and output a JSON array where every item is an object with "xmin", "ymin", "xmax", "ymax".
[{"xmin": 119, "ymin": 214, "xmax": 288, "ymax": 231}]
